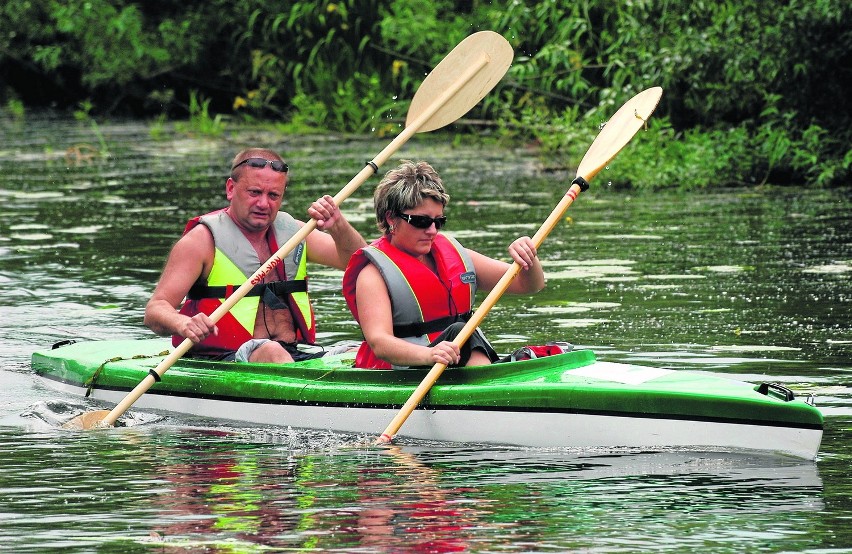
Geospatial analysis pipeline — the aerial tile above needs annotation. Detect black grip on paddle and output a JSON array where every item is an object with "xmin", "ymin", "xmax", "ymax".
[
  {"xmin": 148, "ymin": 369, "xmax": 162, "ymax": 383},
  {"xmin": 366, "ymin": 161, "xmax": 379, "ymax": 173},
  {"xmin": 572, "ymin": 176, "xmax": 590, "ymax": 191}
]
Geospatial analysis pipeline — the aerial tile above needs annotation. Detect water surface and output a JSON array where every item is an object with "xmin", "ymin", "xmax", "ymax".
[{"xmin": 0, "ymin": 115, "xmax": 849, "ymax": 551}]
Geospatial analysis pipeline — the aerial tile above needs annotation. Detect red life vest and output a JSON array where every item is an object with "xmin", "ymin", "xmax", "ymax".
[
  {"xmin": 174, "ymin": 209, "xmax": 315, "ymax": 354},
  {"xmin": 342, "ymin": 234, "xmax": 477, "ymax": 369}
]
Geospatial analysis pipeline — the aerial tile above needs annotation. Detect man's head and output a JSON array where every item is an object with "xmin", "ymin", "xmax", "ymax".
[
  {"xmin": 229, "ymin": 148, "xmax": 289, "ymax": 182},
  {"xmin": 373, "ymin": 160, "xmax": 450, "ymax": 235},
  {"xmin": 226, "ymin": 148, "xmax": 289, "ymax": 234}
]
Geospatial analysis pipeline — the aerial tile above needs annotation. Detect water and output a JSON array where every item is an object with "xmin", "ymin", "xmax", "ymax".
[{"xmin": 1, "ymin": 115, "xmax": 850, "ymax": 551}]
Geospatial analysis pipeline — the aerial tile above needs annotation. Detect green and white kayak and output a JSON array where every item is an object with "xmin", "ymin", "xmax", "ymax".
[{"xmin": 32, "ymin": 338, "xmax": 823, "ymax": 459}]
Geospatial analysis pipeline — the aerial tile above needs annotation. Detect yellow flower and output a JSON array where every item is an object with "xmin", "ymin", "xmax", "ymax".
[
  {"xmin": 392, "ymin": 59, "xmax": 407, "ymax": 78},
  {"xmin": 233, "ymin": 96, "xmax": 247, "ymax": 110}
]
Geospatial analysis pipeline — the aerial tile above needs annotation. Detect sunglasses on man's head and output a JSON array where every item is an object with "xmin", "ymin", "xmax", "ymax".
[
  {"xmin": 397, "ymin": 213, "xmax": 447, "ymax": 230},
  {"xmin": 232, "ymin": 157, "xmax": 289, "ymax": 173}
]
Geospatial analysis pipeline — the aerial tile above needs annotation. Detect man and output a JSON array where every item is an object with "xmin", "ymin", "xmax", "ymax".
[{"xmin": 144, "ymin": 148, "xmax": 366, "ymax": 363}]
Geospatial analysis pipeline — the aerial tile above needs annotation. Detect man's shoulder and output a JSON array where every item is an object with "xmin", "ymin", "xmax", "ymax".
[{"xmin": 179, "ymin": 223, "xmax": 215, "ymax": 247}]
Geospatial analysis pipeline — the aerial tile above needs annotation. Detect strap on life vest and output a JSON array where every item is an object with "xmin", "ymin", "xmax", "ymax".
[
  {"xmin": 187, "ymin": 280, "xmax": 307, "ymax": 300},
  {"xmin": 392, "ymin": 311, "xmax": 473, "ymax": 339}
]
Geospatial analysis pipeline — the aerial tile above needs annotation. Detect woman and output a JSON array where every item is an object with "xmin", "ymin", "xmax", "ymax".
[{"xmin": 342, "ymin": 160, "xmax": 545, "ymax": 369}]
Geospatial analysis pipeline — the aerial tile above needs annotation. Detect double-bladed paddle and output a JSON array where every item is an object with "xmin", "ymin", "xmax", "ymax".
[
  {"xmin": 65, "ymin": 30, "xmax": 514, "ymax": 430},
  {"xmin": 376, "ymin": 86, "xmax": 664, "ymax": 444}
]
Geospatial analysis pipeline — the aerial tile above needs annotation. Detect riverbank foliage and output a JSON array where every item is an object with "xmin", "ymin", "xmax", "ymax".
[{"xmin": 1, "ymin": 0, "xmax": 849, "ymax": 188}]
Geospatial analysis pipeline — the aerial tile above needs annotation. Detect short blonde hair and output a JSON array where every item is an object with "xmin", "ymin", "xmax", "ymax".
[{"xmin": 373, "ymin": 160, "xmax": 450, "ymax": 235}]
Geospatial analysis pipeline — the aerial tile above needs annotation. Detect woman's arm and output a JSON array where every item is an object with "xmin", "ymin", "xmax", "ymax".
[
  {"xmin": 355, "ymin": 264, "xmax": 460, "ymax": 367},
  {"xmin": 468, "ymin": 236, "xmax": 546, "ymax": 294}
]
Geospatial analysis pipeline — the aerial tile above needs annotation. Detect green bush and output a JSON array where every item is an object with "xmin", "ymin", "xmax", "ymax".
[{"xmin": 1, "ymin": 0, "xmax": 848, "ymax": 187}]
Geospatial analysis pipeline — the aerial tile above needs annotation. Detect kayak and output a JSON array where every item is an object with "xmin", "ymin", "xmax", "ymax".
[{"xmin": 31, "ymin": 338, "xmax": 823, "ymax": 459}]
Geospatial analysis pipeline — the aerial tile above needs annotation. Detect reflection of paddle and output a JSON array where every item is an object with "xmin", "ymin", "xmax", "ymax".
[
  {"xmin": 376, "ymin": 87, "xmax": 664, "ymax": 444},
  {"xmin": 65, "ymin": 31, "xmax": 514, "ymax": 431}
]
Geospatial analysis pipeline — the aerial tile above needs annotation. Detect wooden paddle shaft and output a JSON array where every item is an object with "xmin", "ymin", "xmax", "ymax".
[
  {"xmin": 376, "ymin": 87, "xmax": 664, "ymax": 443},
  {"xmin": 377, "ymin": 181, "xmax": 585, "ymax": 442},
  {"xmin": 96, "ymin": 38, "xmax": 505, "ymax": 428}
]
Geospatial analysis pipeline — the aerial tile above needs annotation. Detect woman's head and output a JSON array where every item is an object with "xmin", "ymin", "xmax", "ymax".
[{"xmin": 373, "ymin": 160, "xmax": 450, "ymax": 235}]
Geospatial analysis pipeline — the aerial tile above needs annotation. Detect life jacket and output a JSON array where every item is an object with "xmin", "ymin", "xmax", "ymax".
[
  {"xmin": 174, "ymin": 209, "xmax": 315, "ymax": 353},
  {"xmin": 342, "ymin": 234, "xmax": 476, "ymax": 369}
]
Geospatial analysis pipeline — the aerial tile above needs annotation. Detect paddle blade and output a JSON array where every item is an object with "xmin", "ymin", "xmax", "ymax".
[
  {"xmin": 62, "ymin": 409, "xmax": 112, "ymax": 430},
  {"xmin": 406, "ymin": 31, "xmax": 513, "ymax": 133},
  {"xmin": 575, "ymin": 87, "xmax": 663, "ymax": 182}
]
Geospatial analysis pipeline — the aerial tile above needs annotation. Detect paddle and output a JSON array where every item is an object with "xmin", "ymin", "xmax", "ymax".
[
  {"xmin": 375, "ymin": 86, "xmax": 664, "ymax": 444},
  {"xmin": 64, "ymin": 31, "xmax": 514, "ymax": 431}
]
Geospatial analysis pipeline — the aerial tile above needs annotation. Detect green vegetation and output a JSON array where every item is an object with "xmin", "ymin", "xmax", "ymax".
[
  {"xmin": 175, "ymin": 91, "xmax": 227, "ymax": 137},
  {"xmin": 1, "ymin": 0, "xmax": 848, "ymax": 188}
]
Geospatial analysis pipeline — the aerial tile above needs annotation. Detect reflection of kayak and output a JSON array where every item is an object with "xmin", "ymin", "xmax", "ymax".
[
  {"xmin": 32, "ymin": 338, "xmax": 824, "ymax": 460},
  {"xmin": 397, "ymin": 446, "xmax": 825, "ymax": 494}
]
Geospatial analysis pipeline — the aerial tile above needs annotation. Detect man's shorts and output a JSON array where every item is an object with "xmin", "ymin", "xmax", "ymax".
[{"xmin": 235, "ymin": 339, "xmax": 326, "ymax": 363}]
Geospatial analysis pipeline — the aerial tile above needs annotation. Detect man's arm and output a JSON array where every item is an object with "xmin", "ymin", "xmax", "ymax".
[
  {"xmin": 143, "ymin": 226, "xmax": 217, "ymax": 343},
  {"xmin": 305, "ymin": 195, "xmax": 367, "ymax": 270}
]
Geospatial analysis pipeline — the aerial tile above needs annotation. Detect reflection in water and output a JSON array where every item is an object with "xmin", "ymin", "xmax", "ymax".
[
  {"xmin": 15, "ymin": 429, "xmax": 823, "ymax": 552},
  {"xmin": 140, "ymin": 439, "xmax": 481, "ymax": 551},
  {"xmin": 0, "ymin": 427, "xmax": 828, "ymax": 551}
]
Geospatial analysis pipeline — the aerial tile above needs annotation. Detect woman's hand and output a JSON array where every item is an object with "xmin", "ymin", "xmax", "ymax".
[
  {"xmin": 426, "ymin": 341, "xmax": 461, "ymax": 366},
  {"xmin": 508, "ymin": 236, "xmax": 538, "ymax": 270}
]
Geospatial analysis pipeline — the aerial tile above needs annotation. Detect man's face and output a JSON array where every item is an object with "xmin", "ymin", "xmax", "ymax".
[{"xmin": 225, "ymin": 166, "xmax": 287, "ymax": 233}]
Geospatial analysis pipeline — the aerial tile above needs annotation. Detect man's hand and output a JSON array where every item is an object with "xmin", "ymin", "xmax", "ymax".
[
  {"xmin": 307, "ymin": 195, "xmax": 342, "ymax": 231},
  {"xmin": 178, "ymin": 313, "xmax": 218, "ymax": 343}
]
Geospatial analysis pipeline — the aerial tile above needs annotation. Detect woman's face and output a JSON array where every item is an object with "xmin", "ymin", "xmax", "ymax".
[{"xmin": 387, "ymin": 197, "xmax": 445, "ymax": 258}]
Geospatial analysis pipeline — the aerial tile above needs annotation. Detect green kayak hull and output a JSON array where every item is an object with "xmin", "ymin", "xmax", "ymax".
[{"xmin": 32, "ymin": 339, "xmax": 824, "ymax": 459}]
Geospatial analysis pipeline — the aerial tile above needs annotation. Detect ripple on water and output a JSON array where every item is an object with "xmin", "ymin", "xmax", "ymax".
[
  {"xmin": 10, "ymin": 233, "xmax": 54, "ymax": 241},
  {"xmin": 645, "ymin": 274, "xmax": 706, "ymax": 280},
  {"xmin": 547, "ymin": 267, "xmax": 638, "ymax": 280},
  {"xmin": 695, "ymin": 265, "xmax": 754, "ymax": 273},
  {"xmin": 10, "ymin": 191, "xmax": 65, "ymax": 200},
  {"xmin": 528, "ymin": 302, "xmax": 621, "ymax": 315},
  {"xmin": 55, "ymin": 226, "xmax": 105, "ymax": 234},
  {"xmin": 598, "ymin": 234, "xmax": 664, "ymax": 240},
  {"xmin": 446, "ymin": 229, "xmax": 502, "ymax": 239},
  {"xmin": 553, "ymin": 318, "xmax": 611, "ymax": 328},
  {"xmin": 709, "ymin": 345, "xmax": 802, "ymax": 353},
  {"xmin": 802, "ymin": 262, "xmax": 852, "ymax": 274},
  {"xmin": 9, "ymin": 223, "xmax": 49, "ymax": 230}
]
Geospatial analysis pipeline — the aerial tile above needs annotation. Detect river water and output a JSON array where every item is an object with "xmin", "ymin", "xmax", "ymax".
[{"xmin": 0, "ymin": 115, "xmax": 849, "ymax": 551}]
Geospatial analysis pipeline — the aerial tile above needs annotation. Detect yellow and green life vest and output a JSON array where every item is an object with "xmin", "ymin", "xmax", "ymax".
[{"xmin": 174, "ymin": 209, "xmax": 315, "ymax": 353}]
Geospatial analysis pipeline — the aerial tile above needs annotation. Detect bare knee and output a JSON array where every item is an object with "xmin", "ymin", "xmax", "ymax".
[
  {"xmin": 466, "ymin": 350, "xmax": 492, "ymax": 367},
  {"xmin": 249, "ymin": 341, "xmax": 294, "ymax": 363}
]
